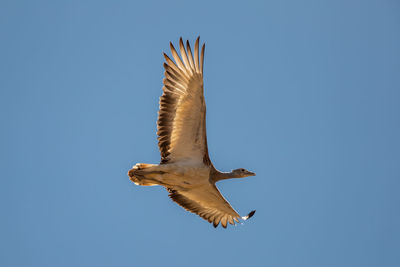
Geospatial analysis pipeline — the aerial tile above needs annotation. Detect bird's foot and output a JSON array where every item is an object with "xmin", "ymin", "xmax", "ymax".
[{"xmin": 128, "ymin": 171, "xmax": 144, "ymax": 185}]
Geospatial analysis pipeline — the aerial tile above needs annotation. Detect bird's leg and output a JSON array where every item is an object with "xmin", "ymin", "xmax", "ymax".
[
  {"xmin": 128, "ymin": 163, "xmax": 173, "ymax": 187},
  {"xmin": 129, "ymin": 171, "xmax": 158, "ymax": 186},
  {"xmin": 128, "ymin": 163, "xmax": 157, "ymax": 186},
  {"xmin": 128, "ymin": 163, "xmax": 156, "ymax": 180}
]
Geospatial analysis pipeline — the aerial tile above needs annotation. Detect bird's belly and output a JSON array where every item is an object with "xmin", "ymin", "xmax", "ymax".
[{"xmin": 160, "ymin": 165, "xmax": 210, "ymax": 187}]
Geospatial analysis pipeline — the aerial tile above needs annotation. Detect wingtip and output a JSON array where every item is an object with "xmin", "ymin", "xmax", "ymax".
[
  {"xmin": 169, "ymin": 41, "xmax": 176, "ymax": 51},
  {"xmin": 248, "ymin": 210, "xmax": 256, "ymax": 218},
  {"xmin": 242, "ymin": 210, "xmax": 256, "ymax": 221}
]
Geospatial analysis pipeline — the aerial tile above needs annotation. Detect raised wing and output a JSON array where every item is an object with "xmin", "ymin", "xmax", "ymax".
[
  {"xmin": 168, "ymin": 184, "xmax": 243, "ymax": 228},
  {"xmin": 157, "ymin": 37, "xmax": 211, "ymax": 166}
]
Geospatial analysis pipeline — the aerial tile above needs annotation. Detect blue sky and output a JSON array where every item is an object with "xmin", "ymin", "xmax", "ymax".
[{"xmin": 1, "ymin": 0, "xmax": 399, "ymax": 266}]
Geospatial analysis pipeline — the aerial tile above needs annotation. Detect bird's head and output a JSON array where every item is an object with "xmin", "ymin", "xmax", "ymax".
[{"xmin": 232, "ymin": 168, "xmax": 256, "ymax": 178}]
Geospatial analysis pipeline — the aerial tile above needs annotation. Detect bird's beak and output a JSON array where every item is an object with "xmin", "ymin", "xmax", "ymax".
[{"xmin": 246, "ymin": 171, "xmax": 256, "ymax": 176}]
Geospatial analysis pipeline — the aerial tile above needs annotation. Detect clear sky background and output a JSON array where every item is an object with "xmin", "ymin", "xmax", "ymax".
[{"xmin": 1, "ymin": 0, "xmax": 399, "ymax": 266}]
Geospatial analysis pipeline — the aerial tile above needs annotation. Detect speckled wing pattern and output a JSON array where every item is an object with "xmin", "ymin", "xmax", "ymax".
[
  {"xmin": 168, "ymin": 184, "xmax": 242, "ymax": 228},
  {"xmin": 157, "ymin": 37, "xmax": 211, "ymax": 166}
]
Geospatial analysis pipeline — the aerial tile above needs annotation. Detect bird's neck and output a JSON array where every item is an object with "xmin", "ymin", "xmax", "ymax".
[{"xmin": 213, "ymin": 171, "xmax": 237, "ymax": 182}]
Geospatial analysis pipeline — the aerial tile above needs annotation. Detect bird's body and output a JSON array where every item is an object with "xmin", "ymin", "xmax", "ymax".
[
  {"xmin": 128, "ymin": 37, "xmax": 255, "ymax": 228},
  {"xmin": 130, "ymin": 163, "xmax": 209, "ymax": 188}
]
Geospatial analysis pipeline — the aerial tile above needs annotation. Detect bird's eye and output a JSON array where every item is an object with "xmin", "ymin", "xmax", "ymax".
[{"xmin": 241, "ymin": 169, "xmax": 245, "ymax": 172}]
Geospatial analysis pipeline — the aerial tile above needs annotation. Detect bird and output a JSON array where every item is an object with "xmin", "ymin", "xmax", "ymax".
[{"xmin": 128, "ymin": 37, "xmax": 256, "ymax": 228}]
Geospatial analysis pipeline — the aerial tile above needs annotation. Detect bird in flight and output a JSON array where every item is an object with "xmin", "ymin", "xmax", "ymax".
[{"xmin": 128, "ymin": 37, "xmax": 256, "ymax": 228}]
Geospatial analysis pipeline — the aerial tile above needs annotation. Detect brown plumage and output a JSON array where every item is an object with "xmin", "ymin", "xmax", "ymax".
[
  {"xmin": 128, "ymin": 37, "xmax": 255, "ymax": 228},
  {"xmin": 157, "ymin": 38, "xmax": 209, "ymax": 165}
]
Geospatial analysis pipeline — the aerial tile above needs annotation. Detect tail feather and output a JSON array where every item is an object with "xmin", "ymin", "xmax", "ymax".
[{"xmin": 128, "ymin": 163, "xmax": 158, "ymax": 186}]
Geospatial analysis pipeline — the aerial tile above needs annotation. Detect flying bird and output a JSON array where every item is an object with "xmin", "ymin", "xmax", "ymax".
[{"xmin": 128, "ymin": 37, "xmax": 256, "ymax": 228}]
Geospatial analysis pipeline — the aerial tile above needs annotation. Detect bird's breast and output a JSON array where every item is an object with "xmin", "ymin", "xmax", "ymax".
[{"xmin": 160, "ymin": 164, "xmax": 210, "ymax": 187}]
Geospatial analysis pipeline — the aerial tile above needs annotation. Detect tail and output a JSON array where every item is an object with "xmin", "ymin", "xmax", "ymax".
[{"xmin": 128, "ymin": 163, "xmax": 157, "ymax": 186}]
